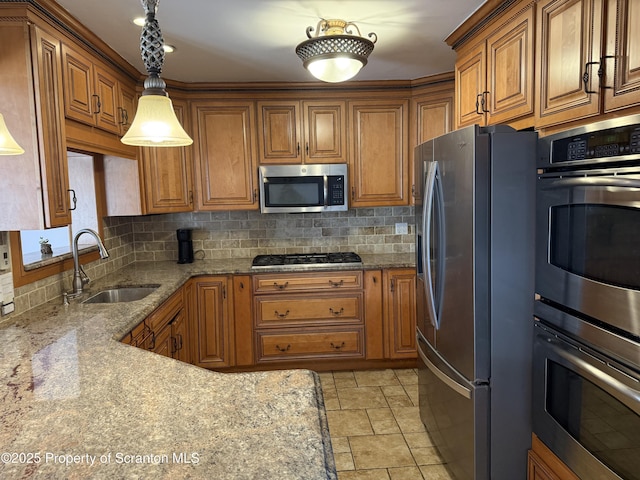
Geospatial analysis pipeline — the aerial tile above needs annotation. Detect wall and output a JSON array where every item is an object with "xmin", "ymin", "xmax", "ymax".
[{"xmin": 7, "ymin": 206, "xmax": 415, "ymax": 316}]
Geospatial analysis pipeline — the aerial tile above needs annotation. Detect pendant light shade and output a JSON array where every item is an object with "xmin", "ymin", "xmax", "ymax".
[
  {"xmin": 121, "ymin": 95, "xmax": 191, "ymax": 146},
  {"xmin": 296, "ymin": 19, "xmax": 377, "ymax": 83},
  {"xmin": 0, "ymin": 113, "xmax": 25, "ymax": 155},
  {"xmin": 121, "ymin": 0, "xmax": 193, "ymax": 147}
]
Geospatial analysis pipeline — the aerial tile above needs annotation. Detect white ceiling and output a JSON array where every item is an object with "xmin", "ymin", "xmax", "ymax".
[{"xmin": 54, "ymin": 0, "xmax": 486, "ymax": 84}]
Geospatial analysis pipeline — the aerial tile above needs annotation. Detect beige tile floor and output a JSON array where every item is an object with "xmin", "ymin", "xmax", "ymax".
[{"xmin": 318, "ymin": 369, "xmax": 453, "ymax": 480}]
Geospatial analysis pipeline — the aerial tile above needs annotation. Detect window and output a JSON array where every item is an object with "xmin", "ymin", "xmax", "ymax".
[{"xmin": 10, "ymin": 150, "xmax": 105, "ymax": 287}]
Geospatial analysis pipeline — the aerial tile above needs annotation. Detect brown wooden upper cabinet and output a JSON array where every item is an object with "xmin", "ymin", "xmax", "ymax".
[
  {"xmin": 0, "ymin": 18, "xmax": 71, "ymax": 229},
  {"xmin": 191, "ymin": 100, "xmax": 258, "ymax": 210},
  {"xmin": 535, "ymin": 0, "xmax": 604, "ymax": 127},
  {"xmin": 454, "ymin": 2, "xmax": 535, "ymax": 129},
  {"xmin": 603, "ymin": 0, "xmax": 640, "ymax": 113},
  {"xmin": 535, "ymin": 0, "xmax": 639, "ymax": 127},
  {"xmin": 138, "ymin": 97, "xmax": 194, "ymax": 214},
  {"xmin": 61, "ymin": 42, "xmax": 132, "ymax": 135},
  {"xmin": 349, "ymin": 99, "xmax": 409, "ymax": 207},
  {"xmin": 257, "ymin": 100, "xmax": 347, "ymax": 165}
]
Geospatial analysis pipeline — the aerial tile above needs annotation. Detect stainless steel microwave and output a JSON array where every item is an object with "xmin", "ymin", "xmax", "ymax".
[{"xmin": 258, "ymin": 164, "xmax": 348, "ymax": 213}]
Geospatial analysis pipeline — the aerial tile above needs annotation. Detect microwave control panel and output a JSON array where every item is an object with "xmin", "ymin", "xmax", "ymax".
[
  {"xmin": 327, "ymin": 176, "xmax": 345, "ymax": 206},
  {"xmin": 550, "ymin": 122, "xmax": 640, "ymax": 164}
]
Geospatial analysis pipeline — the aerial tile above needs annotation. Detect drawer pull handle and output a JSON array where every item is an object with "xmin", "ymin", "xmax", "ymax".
[
  {"xmin": 329, "ymin": 307, "xmax": 344, "ymax": 316},
  {"xmin": 275, "ymin": 310, "xmax": 290, "ymax": 318},
  {"xmin": 276, "ymin": 344, "xmax": 291, "ymax": 352},
  {"xmin": 329, "ymin": 280, "xmax": 344, "ymax": 288},
  {"xmin": 330, "ymin": 341, "xmax": 346, "ymax": 350},
  {"xmin": 274, "ymin": 281, "xmax": 289, "ymax": 290}
]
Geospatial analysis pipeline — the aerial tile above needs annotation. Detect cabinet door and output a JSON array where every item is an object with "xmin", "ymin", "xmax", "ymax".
[
  {"xmin": 485, "ymin": 4, "xmax": 535, "ymax": 125},
  {"xmin": 118, "ymin": 82, "xmax": 136, "ymax": 135},
  {"xmin": 192, "ymin": 277, "xmax": 232, "ymax": 369},
  {"xmin": 170, "ymin": 310, "xmax": 189, "ymax": 363},
  {"xmin": 535, "ymin": 0, "xmax": 604, "ymax": 127},
  {"xmin": 139, "ymin": 99, "xmax": 194, "ymax": 213},
  {"xmin": 152, "ymin": 324, "xmax": 173, "ymax": 358},
  {"xmin": 455, "ymin": 42, "xmax": 487, "ymax": 128},
  {"xmin": 192, "ymin": 101, "xmax": 258, "ymax": 210},
  {"xmin": 61, "ymin": 43, "xmax": 96, "ymax": 126},
  {"xmin": 603, "ymin": 0, "xmax": 640, "ymax": 112},
  {"xmin": 93, "ymin": 63, "xmax": 120, "ymax": 134},
  {"xmin": 349, "ymin": 100, "xmax": 409, "ymax": 207},
  {"xmin": 384, "ymin": 269, "xmax": 417, "ymax": 359},
  {"xmin": 33, "ymin": 26, "xmax": 71, "ymax": 227},
  {"xmin": 257, "ymin": 101, "xmax": 301, "ymax": 164},
  {"xmin": 303, "ymin": 100, "xmax": 347, "ymax": 163}
]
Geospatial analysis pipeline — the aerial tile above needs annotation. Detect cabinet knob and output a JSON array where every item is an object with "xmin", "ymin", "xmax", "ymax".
[
  {"xmin": 329, "ymin": 279, "xmax": 344, "ymax": 288},
  {"xmin": 329, "ymin": 307, "xmax": 344, "ymax": 316},
  {"xmin": 274, "ymin": 309, "xmax": 290, "ymax": 319},
  {"xmin": 275, "ymin": 344, "xmax": 291, "ymax": 352},
  {"xmin": 273, "ymin": 281, "xmax": 289, "ymax": 290},
  {"xmin": 330, "ymin": 341, "xmax": 345, "ymax": 350}
]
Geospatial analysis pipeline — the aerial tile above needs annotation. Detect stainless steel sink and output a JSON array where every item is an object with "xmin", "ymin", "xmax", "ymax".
[{"xmin": 82, "ymin": 285, "xmax": 160, "ymax": 304}]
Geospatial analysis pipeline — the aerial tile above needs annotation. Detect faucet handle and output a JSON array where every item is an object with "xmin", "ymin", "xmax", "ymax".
[{"xmin": 80, "ymin": 264, "xmax": 91, "ymax": 285}]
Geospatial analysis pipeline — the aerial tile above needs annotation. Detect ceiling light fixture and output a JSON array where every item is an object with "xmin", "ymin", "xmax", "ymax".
[
  {"xmin": 0, "ymin": 113, "xmax": 25, "ymax": 155},
  {"xmin": 121, "ymin": 0, "xmax": 193, "ymax": 147},
  {"xmin": 295, "ymin": 19, "xmax": 377, "ymax": 83}
]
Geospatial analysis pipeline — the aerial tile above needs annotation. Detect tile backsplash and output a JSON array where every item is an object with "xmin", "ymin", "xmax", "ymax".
[
  {"xmin": 8, "ymin": 206, "xmax": 414, "ymax": 316},
  {"xmin": 133, "ymin": 207, "xmax": 415, "ymax": 261}
]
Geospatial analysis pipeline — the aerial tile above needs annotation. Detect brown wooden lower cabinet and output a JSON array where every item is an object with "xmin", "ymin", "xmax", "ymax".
[
  {"xmin": 123, "ymin": 268, "xmax": 417, "ymax": 371},
  {"xmin": 384, "ymin": 268, "xmax": 417, "ymax": 359},
  {"xmin": 528, "ymin": 434, "xmax": 580, "ymax": 480},
  {"xmin": 122, "ymin": 288, "xmax": 189, "ymax": 362},
  {"xmin": 190, "ymin": 276, "xmax": 233, "ymax": 369}
]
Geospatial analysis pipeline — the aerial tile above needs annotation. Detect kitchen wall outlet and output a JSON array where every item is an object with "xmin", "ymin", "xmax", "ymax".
[
  {"xmin": 0, "ymin": 245, "xmax": 9, "ymax": 270},
  {"xmin": 1, "ymin": 302, "xmax": 14, "ymax": 316},
  {"xmin": 0, "ymin": 272, "xmax": 14, "ymax": 305},
  {"xmin": 395, "ymin": 222, "xmax": 408, "ymax": 235}
]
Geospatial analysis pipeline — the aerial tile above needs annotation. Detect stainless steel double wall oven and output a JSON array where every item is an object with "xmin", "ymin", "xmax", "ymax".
[{"xmin": 534, "ymin": 114, "xmax": 640, "ymax": 480}]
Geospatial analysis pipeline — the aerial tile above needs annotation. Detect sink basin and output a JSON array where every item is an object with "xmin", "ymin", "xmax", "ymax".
[{"xmin": 82, "ymin": 285, "xmax": 160, "ymax": 304}]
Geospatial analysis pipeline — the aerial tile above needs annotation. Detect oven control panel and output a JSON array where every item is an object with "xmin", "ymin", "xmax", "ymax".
[
  {"xmin": 539, "ymin": 114, "xmax": 640, "ymax": 169},
  {"xmin": 555, "ymin": 124, "xmax": 640, "ymax": 162}
]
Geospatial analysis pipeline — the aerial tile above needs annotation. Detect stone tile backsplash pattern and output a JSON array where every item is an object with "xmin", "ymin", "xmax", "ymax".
[
  {"xmin": 11, "ymin": 207, "xmax": 414, "ymax": 316},
  {"xmin": 134, "ymin": 207, "xmax": 415, "ymax": 261}
]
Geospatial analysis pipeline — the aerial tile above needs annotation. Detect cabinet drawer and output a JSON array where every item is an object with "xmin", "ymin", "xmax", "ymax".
[
  {"xmin": 255, "ymin": 294, "xmax": 362, "ymax": 327},
  {"xmin": 146, "ymin": 289, "xmax": 182, "ymax": 332},
  {"xmin": 253, "ymin": 271, "xmax": 362, "ymax": 293},
  {"xmin": 127, "ymin": 321, "xmax": 153, "ymax": 349},
  {"xmin": 256, "ymin": 327, "xmax": 364, "ymax": 362}
]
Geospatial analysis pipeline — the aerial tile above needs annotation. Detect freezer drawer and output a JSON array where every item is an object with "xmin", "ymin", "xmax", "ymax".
[{"xmin": 417, "ymin": 335, "xmax": 489, "ymax": 480}]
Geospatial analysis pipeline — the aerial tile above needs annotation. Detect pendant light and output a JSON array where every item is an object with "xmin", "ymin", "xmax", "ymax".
[
  {"xmin": 0, "ymin": 113, "xmax": 25, "ymax": 155},
  {"xmin": 296, "ymin": 19, "xmax": 377, "ymax": 83},
  {"xmin": 121, "ymin": 0, "xmax": 193, "ymax": 147}
]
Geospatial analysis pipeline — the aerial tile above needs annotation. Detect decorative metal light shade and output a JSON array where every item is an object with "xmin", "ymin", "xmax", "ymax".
[
  {"xmin": 121, "ymin": 0, "xmax": 192, "ymax": 147},
  {"xmin": 0, "ymin": 113, "xmax": 24, "ymax": 155},
  {"xmin": 296, "ymin": 19, "xmax": 377, "ymax": 83}
]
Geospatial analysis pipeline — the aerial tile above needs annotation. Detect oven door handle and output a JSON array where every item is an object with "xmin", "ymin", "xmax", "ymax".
[
  {"xmin": 544, "ymin": 335, "xmax": 640, "ymax": 413},
  {"xmin": 540, "ymin": 176, "xmax": 640, "ymax": 189}
]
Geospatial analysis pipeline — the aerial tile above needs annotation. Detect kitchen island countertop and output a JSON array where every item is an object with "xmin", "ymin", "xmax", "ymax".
[{"xmin": 0, "ymin": 254, "xmax": 413, "ymax": 478}]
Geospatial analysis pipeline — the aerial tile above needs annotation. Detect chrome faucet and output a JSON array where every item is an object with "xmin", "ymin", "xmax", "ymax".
[{"xmin": 69, "ymin": 228, "xmax": 109, "ymax": 297}]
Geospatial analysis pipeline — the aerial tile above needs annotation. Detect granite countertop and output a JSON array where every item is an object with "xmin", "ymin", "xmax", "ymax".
[{"xmin": 0, "ymin": 254, "xmax": 413, "ymax": 478}]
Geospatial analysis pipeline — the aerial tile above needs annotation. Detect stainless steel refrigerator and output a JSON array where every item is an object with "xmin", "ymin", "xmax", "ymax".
[{"xmin": 415, "ymin": 124, "xmax": 536, "ymax": 480}]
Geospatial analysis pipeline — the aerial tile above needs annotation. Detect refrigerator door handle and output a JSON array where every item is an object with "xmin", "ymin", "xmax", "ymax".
[
  {"xmin": 417, "ymin": 336, "xmax": 472, "ymax": 399},
  {"xmin": 423, "ymin": 160, "xmax": 446, "ymax": 329}
]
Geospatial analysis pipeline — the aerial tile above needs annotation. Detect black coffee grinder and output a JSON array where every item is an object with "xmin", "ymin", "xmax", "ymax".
[{"xmin": 177, "ymin": 228, "xmax": 194, "ymax": 264}]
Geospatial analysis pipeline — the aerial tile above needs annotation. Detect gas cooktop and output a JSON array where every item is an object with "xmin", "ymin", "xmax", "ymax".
[{"xmin": 251, "ymin": 252, "xmax": 362, "ymax": 270}]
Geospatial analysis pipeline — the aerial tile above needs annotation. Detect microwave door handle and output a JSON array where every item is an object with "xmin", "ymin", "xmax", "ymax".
[
  {"xmin": 545, "ymin": 336, "xmax": 640, "ymax": 413},
  {"xmin": 323, "ymin": 175, "xmax": 328, "ymax": 207},
  {"xmin": 424, "ymin": 161, "xmax": 441, "ymax": 329},
  {"xmin": 541, "ymin": 176, "xmax": 640, "ymax": 190}
]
